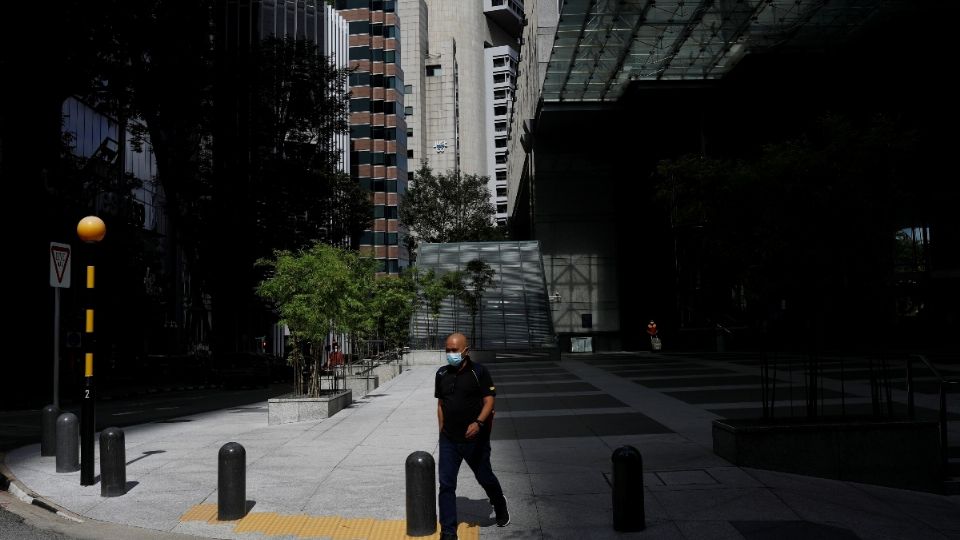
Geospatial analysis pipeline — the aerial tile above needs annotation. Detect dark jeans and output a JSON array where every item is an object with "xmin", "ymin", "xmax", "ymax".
[{"xmin": 438, "ymin": 432, "xmax": 505, "ymax": 536}]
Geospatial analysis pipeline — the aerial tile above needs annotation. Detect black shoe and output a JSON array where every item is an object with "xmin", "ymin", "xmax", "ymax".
[
  {"xmin": 493, "ymin": 497, "xmax": 510, "ymax": 527},
  {"xmin": 440, "ymin": 534, "xmax": 457, "ymax": 540}
]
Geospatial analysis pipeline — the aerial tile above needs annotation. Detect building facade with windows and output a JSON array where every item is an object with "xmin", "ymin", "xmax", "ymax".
[
  {"xmin": 396, "ymin": 0, "xmax": 525, "ymax": 225},
  {"xmin": 336, "ymin": 0, "xmax": 408, "ymax": 274}
]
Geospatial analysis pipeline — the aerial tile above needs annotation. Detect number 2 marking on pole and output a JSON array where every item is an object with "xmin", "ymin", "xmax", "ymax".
[{"xmin": 85, "ymin": 390, "xmax": 90, "ymax": 399}]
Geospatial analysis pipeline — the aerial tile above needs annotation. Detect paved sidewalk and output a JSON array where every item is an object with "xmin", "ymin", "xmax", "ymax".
[{"xmin": 4, "ymin": 353, "xmax": 959, "ymax": 539}]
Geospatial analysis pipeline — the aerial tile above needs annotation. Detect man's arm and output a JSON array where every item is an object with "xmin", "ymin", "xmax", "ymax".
[
  {"xmin": 465, "ymin": 396, "xmax": 495, "ymax": 439},
  {"xmin": 437, "ymin": 400, "xmax": 444, "ymax": 432}
]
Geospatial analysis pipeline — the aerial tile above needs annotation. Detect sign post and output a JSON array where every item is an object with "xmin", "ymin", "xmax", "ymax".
[{"xmin": 50, "ymin": 242, "xmax": 72, "ymax": 409}]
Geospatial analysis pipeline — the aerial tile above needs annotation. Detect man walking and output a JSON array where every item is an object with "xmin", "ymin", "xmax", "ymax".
[{"xmin": 435, "ymin": 332, "xmax": 509, "ymax": 539}]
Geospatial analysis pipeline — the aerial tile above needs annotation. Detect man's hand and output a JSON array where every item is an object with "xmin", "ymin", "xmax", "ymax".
[{"xmin": 465, "ymin": 421, "xmax": 480, "ymax": 439}]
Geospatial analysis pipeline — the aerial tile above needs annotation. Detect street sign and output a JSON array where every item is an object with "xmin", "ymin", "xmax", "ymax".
[{"xmin": 50, "ymin": 242, "xmax": 71, "ymax": 288}]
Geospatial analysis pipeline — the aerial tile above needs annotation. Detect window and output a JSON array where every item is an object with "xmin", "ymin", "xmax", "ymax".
[
  {"xmin": 374, "ymin": 205, "xmax": 385, "ymax": 218},
  {"xmin": 495, "ymin": 121, "xmax": 507, "ymax": 132},
  {"xmin": 493, "ymin": 73, "xmax": 507, "ymax": 84},
  {"xmin": 581, "ymin": 314, "xmax": 593, "ymax": 329},
  {"xmin": 404, "ymin": 106, "xmax": 413, "ymax": 116},
  {"xmin": 360, "ymin": 231, "xmax": 374, "ymax": 244},
  {"xmin": 385, "ymin": 153, "xmax": 398, "ymax": 166},
  {"xmin": 371, "ymin": 74, "xmax": 384, "ymax": 87},
  {"xmin": 387, "ymin": 260, "xmax": 399, "ymax": 273},
  {"xmin": 350, "ymin": 99, "xmax": 370, "ymax": 112},
  {"xmin": 351, "ymin": 125, "xmax": 371, "ymax": 138},
  {"xmin": 494, "ymin": 89, "xmax": 507, "ymax": 100},
  {"xmin": 336, "ymin": 0, "xmax": 369, "ymax": 8},
  {"xmin": 386, "ymin": 232, "xmax": 398, "ymax": 244},
  {"xmin": 404, "ymin": 84, "xmax": 413, "ymax": 94},
  {"xmin": 384, "ymin": 25, "xmax": 398, "ymax": 39},
  {"xmin": 385, "ymin": 206, "xmax": 398, "ymax": 219},
  {"xmin": 384, "ymin": 0, "xmax": 395, "ymax": 12},
  {"xmin": 407, "ymin": 172, "xmax": 414, "ymax": 181},
  {"xmin": 349, "ymin": 72, "xmax": 370, "ymax": 86},
  {"xmin": 385, "ymin": 127, "xmax": 397, "ymax": 140},
  {"xmin": 372, "ymin": 100, "xmax": 384, "ymax": 113},
  {"xmin": 426, "ymin": 65, "xmax": 442, "ymax": 76},
  {"xmin": 496, "ymin": 171, "xmax": 507, "ymax": 180},
  {"xmin": 384, "ymin": 101, "xmax": 396, "ymax": 114},
  {"xmin": 358, "ymin": 177, "xmax": 372, "ymax": 190},
  {"xmin": 493, "ymin": 57, "xmax": 507, "ymax": 68},
  {"xmin": 372, "ymin": 126, "xmax": 385, "ymax": 139},
  {"xmin": 496, "ymin": 154, "xmax": 507, "ymax": 164},
  {"xmin": 496, "ymin": 187, "xmax": 507, "ymax": 197},
  {"xmin": 386, "ymin": 179, "xmax": 398, "ymax": 192},
  {"xmin": 372, "ymin": 152, "xmax": 385, "ymax": 165},
  {"xmin": 494, "ymin": 105, "xmax": 508, "ymax": 116},
  {"xmin": 370, "ymin": 23, "xmax": 382, "ymax": 36},
  {"xmin": 349, "ymin": 21, "xmax": 369, "ymax": 34},
  {"xmin": 349, "ymin": 47, "xmax": 370, "ymax": 60},
  {"xmin": 407, "ymin": 149, "xmax": 414, "ymax": 158},
  {"xmin": 495, "ymin": 138, "xmax": 507, "ymax": 148},
  {"xmin": 373, "ymin": 179, "xmax": 385, "ymax": 192},
  {"xmin": 371, "ymin": 48, "xmax": 384, "ymax": 62},
  {"xmin": 384, "ymin": 50, "xmax": 396, "ymax": 63},
  {"xmin": 374, "ymin": 232, "xmax": 385, "ymax": 244},
  {"xmin": 407, "ymin": 128, "xmax": 413, "ymax": 138},
  {"xmin": 497, "ymin": 203, "xmax": 507, "ymax": 214}
]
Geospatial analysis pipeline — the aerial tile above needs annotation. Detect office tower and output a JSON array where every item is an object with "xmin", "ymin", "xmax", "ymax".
[
  {"xmin": 336, "ymin": 0, "xmax": 408, "ymax": 274},
  {"xmin": 397, "ymin": 0, "xmax": 525, "ymax": 225}
]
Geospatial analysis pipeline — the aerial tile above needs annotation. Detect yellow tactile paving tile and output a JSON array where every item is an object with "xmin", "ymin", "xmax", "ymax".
[
  {"xmin": 180, "ymin": 504, "xmax": 217, "ymax": 522},
  {"xmin": 234, "ymin": 512, "xmax": 279, "ymax": 533},
  {"xmin": 179, "ymin": 505, "xmax": 481, "ymax": 539},
  {"xmin": 299, "ymin": 515, "xmax": 342, "ymax": 537}
]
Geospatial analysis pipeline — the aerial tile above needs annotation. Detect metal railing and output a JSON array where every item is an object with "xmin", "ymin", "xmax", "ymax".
[
  {"xmin": 758, "ymin": 351, "xmax": 957, "ymax": 478},
  {"xmin": 907, "ymin": 354, "xmax": 960, "ymax": 476}
]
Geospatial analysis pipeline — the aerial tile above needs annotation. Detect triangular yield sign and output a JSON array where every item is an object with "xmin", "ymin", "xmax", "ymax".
[{"xmin": 51, "ymin": 245, "xmax": 70, "ymax": 284}]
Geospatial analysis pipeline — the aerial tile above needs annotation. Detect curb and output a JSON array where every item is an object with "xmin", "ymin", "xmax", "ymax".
[{"xmin": 0, "ymin": 452, "xmax": 84, "ymax": 523}]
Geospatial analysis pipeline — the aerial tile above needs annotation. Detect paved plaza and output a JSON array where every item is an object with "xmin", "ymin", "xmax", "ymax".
[{"xmin": 4, "ymin": 352, "xmax": 959, "ymax": 539}]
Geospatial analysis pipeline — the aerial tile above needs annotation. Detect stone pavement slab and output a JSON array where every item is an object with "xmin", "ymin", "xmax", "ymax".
[{"xmin": 3, "ymin": 353, "xmax": 958, "ymax": 540}]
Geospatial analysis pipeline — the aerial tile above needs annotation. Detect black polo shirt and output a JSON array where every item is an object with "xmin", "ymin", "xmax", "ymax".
[{"xmin": 435, "ymin": 358, "xmax": 496, "ymax": 442}]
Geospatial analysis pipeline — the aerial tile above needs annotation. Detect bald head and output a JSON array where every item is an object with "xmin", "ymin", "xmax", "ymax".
[{"xmin": 445, "ymin": 332, "xmax": 469, "ymax": 354}]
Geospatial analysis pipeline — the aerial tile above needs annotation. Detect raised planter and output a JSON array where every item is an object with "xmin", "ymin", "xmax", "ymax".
[
  {"xmin": 322, "ymin": 375, "xmax": 379, "ymax": 399},
  {"xmin": 268, "ymin": 390, "xmax": 352, "ymax": 425},
  {"xmin": 713, "ymin": 417, "xmax": 942, "ymax": 492}
]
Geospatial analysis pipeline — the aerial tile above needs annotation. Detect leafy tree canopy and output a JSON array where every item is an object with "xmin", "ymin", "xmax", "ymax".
[{"xmin": 400, "ymin": 164, "xmax": 503, "ymax": 247}]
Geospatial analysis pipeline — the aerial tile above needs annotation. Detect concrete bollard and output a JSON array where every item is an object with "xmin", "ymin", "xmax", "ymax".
[
  {"xmin": 612, "ymin": 445, "xmax": 645, "ymax": 532},
  {"xmin": 55, "ymin": 412, "xmax": 80, "ymax": 473},
  {"xmin": 218, "ymin": 442, "xmax": 246, "ymax": 520},
  {"xmin": 99, "ymin": 427, "xmax": 126, "ymax": 497},
  {"xmin": 41, "ymin": 404, "xmax": 60, "ymax": 457},
  {"xmin": 405, "ymin": 451, "xmax": 437, "ymax": 537}
]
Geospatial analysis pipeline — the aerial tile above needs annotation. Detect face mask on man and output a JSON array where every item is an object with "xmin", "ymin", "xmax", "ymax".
[{"xmin": 446, "ymin": 352, "xmax": 463, "ymax": 366}]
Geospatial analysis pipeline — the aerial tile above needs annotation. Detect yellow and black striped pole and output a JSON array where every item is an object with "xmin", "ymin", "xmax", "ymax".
[{"xmin": 77, "ymin": 216, "xmax": 105, "ymax": 486}]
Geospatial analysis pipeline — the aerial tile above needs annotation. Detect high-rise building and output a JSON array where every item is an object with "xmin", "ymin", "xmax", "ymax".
[
  {"xmin": 335, "ymin": 0, "xmax": 408, "ymax": 275},
  {"xmin": 397, "ymin": 0, "xmax": 525, "ymax": 225}
]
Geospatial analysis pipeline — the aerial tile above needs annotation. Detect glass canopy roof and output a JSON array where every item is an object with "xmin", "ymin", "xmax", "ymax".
[{"xmin": 542, "ymin": 0, "xmax": 895, "ymax": 102}]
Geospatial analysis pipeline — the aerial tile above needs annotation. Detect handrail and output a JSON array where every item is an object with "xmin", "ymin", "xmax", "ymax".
[{"xmin": 908, "ymin": 354, "xmax": 959, "ymax": 478}]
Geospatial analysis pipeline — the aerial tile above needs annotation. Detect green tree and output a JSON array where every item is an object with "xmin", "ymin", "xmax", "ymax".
[
  {"xmin": 257, "ymin": 243, "xmax": 367, "ymax": 396},
  {"xmin": 653, "ymin": 113, "xmax": 918, "ymax": 345},
  {"xmin": 417, "ymin": 269, "xmax": 464, "ymax": 348},
  {"xmin": 400, "ymin": 164, "xmax": 502, "ymax": 251},
  {"xmin": 252, "ymin": 36, "xmax": 369, "ymax": 255},
  {"xmin": 459, "ymin": 260, "xmax": 496, "ymax": 346},
  {"xmin": 372, "ymin": 273, "xmax": 418, "ymax": 350}
]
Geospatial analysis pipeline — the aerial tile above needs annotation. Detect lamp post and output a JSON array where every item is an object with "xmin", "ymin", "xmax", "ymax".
[{"xmin": 77, "ymin": 216, "xmax": 105, "ymax": 486}]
